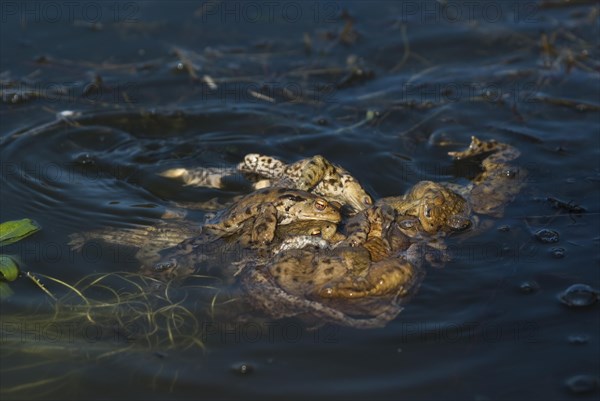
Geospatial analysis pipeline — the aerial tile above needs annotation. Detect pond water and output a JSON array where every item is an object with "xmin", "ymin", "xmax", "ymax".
[{"xmin": 1, "ymin": 1, "xmax": 599, "ymax": 399}]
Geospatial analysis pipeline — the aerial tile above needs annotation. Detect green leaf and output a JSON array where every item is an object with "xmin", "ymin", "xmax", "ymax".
[
  {"xmin": 0, "ymin": 219, "xmax": 41, "ymax": 246},
  {"xmin": 0, "ymin": 255, "xmax": 20, "ymax": 281},
  {"xmin": 0, "ymin": 282, "xmax": 14, "ymax": 299}
]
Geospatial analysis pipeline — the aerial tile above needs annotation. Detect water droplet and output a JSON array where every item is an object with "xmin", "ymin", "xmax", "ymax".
[
  {"xmin": 534, "ymin": 229, "xmax": 559, "ymax": 244},
  {"xmin": 567, "ymin": 334, "xmax": 589, "ymax": 345},
  {"xmin": 550, "ymin": 247, "xmax": 565, "ymax": 258},
  {"xmin": 565, "ymin": 374, "xmax": 599, "ymax": 394},
  {"xmin": 519, "ymin": 281, "xmax": 540, "ymax": 294},
  {"xmin": 231, "ymin": 362, "xmax": 254, "ymax": 375},
  {"xmin": 558, "ymin": 284, "xmax": 599, "ymax": 307}
]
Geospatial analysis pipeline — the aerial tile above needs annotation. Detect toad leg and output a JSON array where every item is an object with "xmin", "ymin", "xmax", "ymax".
[{"xmin": 251, "ymin": 203, "xmax": 279, "ymax": 244}]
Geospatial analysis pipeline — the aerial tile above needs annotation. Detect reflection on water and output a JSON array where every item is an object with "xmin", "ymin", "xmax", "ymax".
[{"xmin": 1, "ymin": 1, "xmax": 599, "ymax": 399}]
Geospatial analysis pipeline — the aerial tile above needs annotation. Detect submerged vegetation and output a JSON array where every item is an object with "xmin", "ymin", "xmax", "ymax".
[
  {"xmin": 0, "ymin": 218, "xmax": 222, "ymax": 352},
  {"xmin": 3, "ymin": 265, "xmax": 230, "ymax": 350},
  {"xmin": 1, "ymin": 269, "xmax": 231, "ymax": 396},
  {"xmin": 1, "ymin": 220, "xmax": 233, "ymax": 397}
]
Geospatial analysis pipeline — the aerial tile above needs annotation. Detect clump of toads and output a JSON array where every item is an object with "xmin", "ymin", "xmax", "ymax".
[{"xmin": 70, "ymin": 136, "xmax": 525, "ymax": 328}]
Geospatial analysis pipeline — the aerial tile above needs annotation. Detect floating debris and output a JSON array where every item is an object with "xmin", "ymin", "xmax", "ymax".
[
  {"xmin": 534, "ymin": 229, "xmax": 560, "ymax": 244},
  {"xmin": 171, "ymin": 46, "xmax": 203, "ymax": 81},
  {"xmin": 202, "ymin": 75, "xmax": 218, "ymax": 90},
  {"xmin": 547, "ymin": 197, "xmax": 586, "ymax": 214},
  {"xmin": 336, "ymin": 67, "xmax": 375, "ymax": 89},
  {"xmin": 57, "ymin": 110, "xmax": 80, "ymax": 119},
  {"xmin": 558, "ymin": 284, "xmax": 599, "ymax": 308},
  {"xmin": 535, "ymin": 95, "xmax": 600, "ymax": 112},
  {"xmin": 248, "ymin": 90, "xmax": 275, "ymax": 103}
]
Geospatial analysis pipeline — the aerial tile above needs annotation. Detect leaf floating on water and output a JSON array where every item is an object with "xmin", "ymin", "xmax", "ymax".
[
  {"xmin": 0, "ymin": 255, "xmax": 19, "ymax": 299},
  {"xmin": 0, "ymin": 218, "xmax": 41, "ymax": 246},
  {"xmin": 0, "ymin": 254, "xmax": 20, "ymax": 281},
  {"xmin": 0, "ymin": 282, "xmax": 14, "ymax": 299}
]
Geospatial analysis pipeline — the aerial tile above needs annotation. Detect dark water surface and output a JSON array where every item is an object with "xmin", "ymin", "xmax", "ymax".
[{"xmin": 1, "ymin": 1, "xmax": 599, "ymax": 400}]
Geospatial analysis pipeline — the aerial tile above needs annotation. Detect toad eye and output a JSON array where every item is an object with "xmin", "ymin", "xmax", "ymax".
[
  {"xmin": 315, "ymin": 199, "xmax": 327, "ymax": 211},
  {"xmin": 154, "ymin": 259, "xmax": 177, "ymax": 272},
  {"xmin": 363, "ymin": 196, "xmax": 372, "ymax": 205},
  {"xmin": 424, "ymin": 207, "xmax": 432, "ymax": 219}
]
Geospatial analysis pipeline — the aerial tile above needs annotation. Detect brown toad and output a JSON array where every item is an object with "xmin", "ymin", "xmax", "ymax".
[
  {"xmin": 447, "ymin": 135, "xmax": 526, "ymax": 217},
  {"xmin": 160, "ymin": 154, "xmax": 373, "ymax": 214},
  {"xmin": 150, "ymin": 217, "xmax": 341, "ymax": 282},
  {"xmin": 342, "ymin": 136, "xmax": 525, "ymax": 249},
  {"xmin": 240, "ymin": 241, "xmax": 425, "ymax": 329},
  {"xmin": 201, "ymin": 187, "xmax": 341, "ymax": 245},
  {"xmin": 238, "ymin": 154, "xmax": 373, "ymax": 213}
]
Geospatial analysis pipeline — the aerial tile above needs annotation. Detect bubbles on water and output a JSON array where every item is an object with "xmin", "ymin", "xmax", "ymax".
[
  {"xmin": 550, "ymin": 247, "xmax": 565, "ymax": 258},
  {"xmin": 231, "ymin": 362, "xmax": 255, "ymax": 375},
  {"xmin": 565, "ymin": 374, "xmax": 599, "ymax": 394},
  {"xmin": 567, "ymin": 334, "xmax": 590, "ymax": 345},
  {"xmin": 534, "ymin": 229, "xmax": 560, "ymax": 244},
  {"xmin": 518, "ymin": 281, "xmax": 540, "ymax": 294},
  {"xmin": 558, "ymin": 284, "xmax": 599, "ymax": 308}
]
